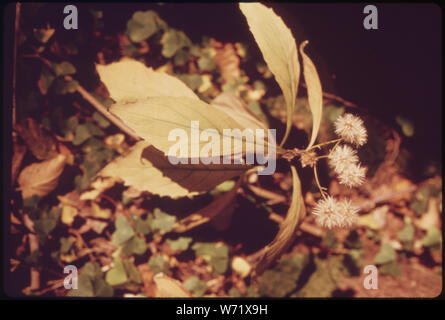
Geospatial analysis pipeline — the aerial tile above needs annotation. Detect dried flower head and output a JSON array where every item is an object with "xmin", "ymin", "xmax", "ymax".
[
  {"xmin": 312, "ymin": 196, "xmax": 344, "ymax": 229},
  {"xmin": 328, "ymin": 144, "xmax": 359, "ymax": 174},
  {"xmin": 338, "ymin": 163, "xmax": 366, "ymax": 187},
  {"xmin": 337, "ymin": 199, "xmax": 359, "ymax": 227},
  {"xmin": 300, "ymin": 150, "xmax": 317, "ymax": 168},
  {"xmin": 334, "ymin": 113, "xmax": 367, "ymax": 147},
  {"xmin": 312, "ymin": 196, "xmax": 359, "ymax": 229}
]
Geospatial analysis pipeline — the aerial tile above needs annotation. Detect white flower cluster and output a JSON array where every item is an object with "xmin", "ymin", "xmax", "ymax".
[
  {"xmin": 334, "ymin": 113, "xmax": 367, "ymax": 147},
  {"xmin": 312, "ymin": 196, "xmax": 359, "ymax": 229},
  {"xmin": 312, "ymin": 113, "xmax": 367, "ymax": 229},
  {"xmin": 328, "ymin": 113, "xmax": 368, "ymax": 188}
]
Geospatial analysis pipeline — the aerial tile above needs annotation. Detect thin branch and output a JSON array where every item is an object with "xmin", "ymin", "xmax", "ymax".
[
  {"xmin": 65, "ymin": 75, "xmax": 142, "ymax": 141},
  {"xmin": 19, "ymin": 53, "xmax": 142, "ymax": 142},
  {"xmin": 300, "ymin": 82, "xmax": 362, "ymax": 110}
]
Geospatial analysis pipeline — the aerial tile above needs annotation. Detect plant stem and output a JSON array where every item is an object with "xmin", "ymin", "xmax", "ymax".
[
  {"xmin": 309, "ymin": 138, "xmax": 342, "ymax": 150},
  {"xmin": 65, "ymin": 76, "xmax": 142, "ymax": 141},
  {"xmin": 313, "ymin": 164, "xmax": 327, "ymax": 200}
]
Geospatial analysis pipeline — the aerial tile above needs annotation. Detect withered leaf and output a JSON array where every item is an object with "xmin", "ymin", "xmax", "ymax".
[{"xmin": 18, "ymin": 154, "xmax": 66, "ymax": 199}]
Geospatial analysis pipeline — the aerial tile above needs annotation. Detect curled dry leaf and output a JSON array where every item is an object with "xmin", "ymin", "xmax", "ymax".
[{"xmin": 18, "ymin": 154, "xmax": 66, "ymax": 199}]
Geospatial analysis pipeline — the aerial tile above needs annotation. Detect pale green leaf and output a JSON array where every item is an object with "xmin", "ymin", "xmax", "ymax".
[
  {"xmin": 99, "ymin": 142, "xmax": 250, "ymax": 198},
  {"xmin": 111, "ymin": 216, "xmax": 135, "ymax": 245},
  {"xmin": 96, "ymin": 58, "xmax": 199, "ymax": 103},
  {"xmin": 105, "ymin": 258, "xmax": 128, "ymax": 286},
  {"xmin": 183, "ymin": 276, "xmax": 207, "ymax": 297},
  {"xmin": 300, "ymin": 41, "xmax": 323, "ymax": 149},
  {"xmin": 167, "ymin": 237, "xmax": 192, "ymax": 252},
  {"xmin": 107, "ymin": 96, "xmax": 271, "ymax": 158},
  {"xmin": 239, "ymin": 3, "xmax": 300, "ymax": 146}
]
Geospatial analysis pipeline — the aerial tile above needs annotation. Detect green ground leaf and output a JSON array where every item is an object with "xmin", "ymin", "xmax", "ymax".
[
  {"xmin": 105, "ymin": 258, "xmax": 128, "ymax": 286},
  {"xmin": 92, "ymin": 112, "xmax": 110, "ymax": 128},
  {"xmin": 161, "ymin": 29, "xmax": 191, "ymax": 58},
  {"xmin": 53, "ymin": 61, "xmax": 76, "ymax": 76},
  {"xmin": 374, "ymin": 243, "xmax": 396, "ymax": 265},
  {"xmin": 167, "ymin": 237, "xmax": 192, "ymax": 252},
  {"xmin": 379, "ymin": 260, "xmax": 401, "ymax": 277},
  {"xmin": 126, "ymin": 10, "xmax": 160, "ymax": 43},
  {"xmin": 111, "ymin": 216, "xmax": 135, "ymax": 245},
  {"xmin": 398, "ymin": 224, "xmax": 415, "ymax": 251},
  {"xmin": 183, "ymin": 276, "xmax": 207, "ymax": 297},
  {"xmin": 151, "ymin": 209, "xmax": 176, "ymax": 233},
  {"xmin": 422, "ymin": 227, "xmax": 441, "ymax": 250},
  {"xmin": 148, "ymin": 255, "xmax": 170, "ymax": 274},
  {"xmin": 53, "ymin": 79, "xmax": 79, "ymax": 95},
  {"xmin": 192, "ymin": 242, "xmax": 229, "ymax": 274},
  {"xmin": 132, "ymin": 214, "xmax": 152, "ymax": 235},
  {"xmin": 123, "ymin": 259, "xmax": 142, "ymax": 284},
  {"xmin": 72, "ymin": 125, "xmax": 92, "ymax": 146},
  {"xmin": 122, "ymin": 235, "xmax": 147, "ymax": 256},
  {"xmin": 67, "ymin": 273, "xmax": 94, "ymax": 297}
]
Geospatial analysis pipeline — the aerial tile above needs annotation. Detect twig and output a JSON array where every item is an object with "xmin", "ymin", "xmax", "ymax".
[
  {"xmin": 65, "ymin": 75, "xmax": 142, "ymax": 141},
  {"xmin": 247, "ymin": 185, "xmax": 287, "ymax": 204},
  {"xmin": 300, "ymin": 82, "xmax": 362, "ymax": 110},
  {"xmin": 19, "ymin": 52, "xmax": 142, "ymax": 142},
  {"xmin": 13, "ymin": 2, "xmax": 21, "ymax": 127},
  {"xmin": 357, "ymin": 186, "xmax": 417, "ymax": 211}
]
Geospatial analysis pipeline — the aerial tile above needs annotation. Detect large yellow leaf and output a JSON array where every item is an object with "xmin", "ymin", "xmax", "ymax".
[
  {"xmin": 108, "ymin": 96, "xmax": 272, "ymax": 159},
  {"xmin": 99, "ymin": 141, "xmax": 252, "ymax": 199},
  {"xmin": 239, "ymin": 3, "xmax": 300, "ymax": 147},
  {"xmin": 300, "ymin": 41, "xmax": 323, "ymax": 149},
  {"xmin": 253, "ymin": 165, "xmax": 306, "ymax": 274},
  {"xmin": 96, "ymin": 58, "xmax": 199, "ymax": 102}
]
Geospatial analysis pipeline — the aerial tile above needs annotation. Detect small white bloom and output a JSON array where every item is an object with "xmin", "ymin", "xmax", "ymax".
[
  {"xmin": 338, "ymin": 163, "xmax": 366, "ymax": 187},
  {"xmin": 312, "ymin": 196, "xmax": 344, "ymax": 229},
  {"xmin": 337, "ymin": 199, "xmax": 359, "ymax": 227},
  {"xmin": 334, "ymin": 113, "xmax": 367, "ymax": 147},
  {"xmin": 328, "ymin": 144, "xmax": 359, "ymax": 174}
]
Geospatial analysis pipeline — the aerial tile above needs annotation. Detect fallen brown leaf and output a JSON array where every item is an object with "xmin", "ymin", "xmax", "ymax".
[{"xmin": 18, "ymin": 154, "xmax": 66, "ymax": 199}]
